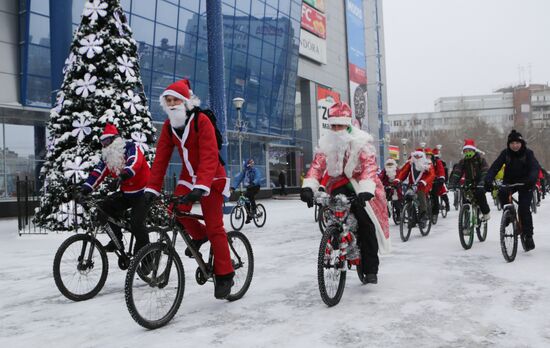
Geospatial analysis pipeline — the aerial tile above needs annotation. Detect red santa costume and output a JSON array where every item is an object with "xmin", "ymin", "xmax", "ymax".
[
  {"xmin": 427, "ymin": 148, "xmax": 448, "ymax": 196},
  {"xmin": 302, "ymin": 103, "xmax": 390, "ymax": 254},
  {"xmin": 379, "ymin": 158, "xmax": 402, "ymax": 200},
  {"xmin": 395, "ymin": 148, "xmax": 435, "ymax": 193},
  {"xmin": 145, "ymin": 79, "xmax": 233, "ymax": 277}
]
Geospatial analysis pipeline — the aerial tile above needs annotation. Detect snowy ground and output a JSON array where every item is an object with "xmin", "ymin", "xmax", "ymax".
[{"xmin": 1, "ymin": 195, "xmax": 550, "ymax": 348}]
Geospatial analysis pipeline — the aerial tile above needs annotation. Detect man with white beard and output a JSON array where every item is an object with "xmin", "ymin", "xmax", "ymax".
[
  {"xmin": 379, "ymin": 158, "xmax": 402, "ymax": 218},
  {"xmin": 79, "ymin": 123, "xmax": 151, "ymax": 253},
  {"xmin": 300, "ymin": 102, "xmax": 390, "ymax": 284},
  {"xmin": 393, "ymin": 148, "xmax": 435, "ymax": 228}
]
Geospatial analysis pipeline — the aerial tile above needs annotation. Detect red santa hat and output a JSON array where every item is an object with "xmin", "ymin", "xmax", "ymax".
[
  {"xmin": 463, "ymin": 139, "xmax": 477, "ymax": 151},
  {"xmin": 100, "ymin": 123, "xmax": 119, "ymax": 140},
  {"xmin": 432, "ymin": 148, "xmax": 440, "ymax": 157},
  {"xmin": 424, "ymin": 147, "xmax": 433, "ymax": 155},
  {"xmin": 328, "ymin": 102, "xmax": 353, "ymax": 126},
  {"xmin": 412, "ymin": 148, "xmax": 425, "ymax": 158},
  {"xmin": 159, "ymin": 79, "xmax": 201, "ymax": 109}
]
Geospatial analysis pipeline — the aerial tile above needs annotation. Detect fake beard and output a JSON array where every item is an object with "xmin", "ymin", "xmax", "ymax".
[
  {"xmin": 412, "ymin": 156, "xmax": 429, "ymax": 172},
  {"xmin": 166, "ymin": 104, "xmax": 188, "ymax": 129},
  {"xmin": 318, "ymin": 130, "xmax": 353, "ymax": 177},
  {"xmin": 385, "ymin": 166, "xmax": 397, "ymax": 180},
  {"xmin": 102, "ymin": 137, "xmax": 126, "ymax": 175}
]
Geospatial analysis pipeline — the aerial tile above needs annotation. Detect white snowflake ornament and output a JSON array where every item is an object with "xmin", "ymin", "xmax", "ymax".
[
  {"xmin": 78, "ymin": 34, "xmax": 104, "ymax": 59},
  {"xmin": 71, "ymin": 115, "xmax": 92, "ymax": 142},
  {"xmin": 131, "ymin": 132, "xmax": 149, "ymax": 153},
  {"xmin": 117, "ymin": 55, "xmax": 135, "ymax": 79},
  {"xmin": 114, "ymin": 11, "xmax": 125, "ymax": 35},
  {"xmin": 64, "ymin": 156, "xmax": 87, "ymax": 182},
  {"xmin": 75, "ymin": 73, "xmax": 97, "ymax": 98},
  {"xmin": 63, "ymin": 52, "xmax": 76, "ymax": 75},
  {"xmin": 83, "ymin": 0, "xmax": 108, "ymax": 23},
  {"xmin": 52, "ymin": 94, "xmax": 64, "ymax": 114},
  {"xmin": 123, "ymin": 90, "xmax": 143, "ymax": 115}
]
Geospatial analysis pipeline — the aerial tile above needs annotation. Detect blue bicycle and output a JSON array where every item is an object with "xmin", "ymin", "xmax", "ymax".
[{"xmin": 229, "ymin": 191, "xmax": 266, "ymax": 231}]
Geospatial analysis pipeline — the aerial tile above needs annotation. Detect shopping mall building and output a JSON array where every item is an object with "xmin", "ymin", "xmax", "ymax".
[{"xmin": 0, "ymin": 0, "xmax": 387, "ymax": 207}]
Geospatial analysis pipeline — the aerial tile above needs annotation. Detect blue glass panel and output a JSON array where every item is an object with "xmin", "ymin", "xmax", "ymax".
[
  {"xmin": 222, "ymin": 17, "xmax": 235, "ymax": 45},
  {"xmin": 264, "ymin": 4, "xmax": 277, "ymax": 19},
  {"xmin": 151, "ymin": 71, "xmax": 175, "ymax": 98},
  {"xmin": 290, "ymin": 1, "xmax": 301, "ymax": 20},
  {"xmin": 193, "ymin": 81, "xmax": 209, "ymax": 105},
  {"xmin": 27, "ymin": 44, "xmax": 51, "ymax": 77},
  {"xmin": 265, "ymin": 0, "xmax": 279, "ymax": 9},
  {"xmin": 180, "ymin": 0, "xmax": 200, "ymax": 13},
  {"xmin": 262, "ymin": 43, "xmax": 275, "ymax": 63},
  {"xmin": 222, "ymin": 2, "xmax": 235, "ymax": 17},
  {"xmin": 28, "ymin": 13, "xmax": 50, "ymax": 46},
  {"xmin": 175, "ymin": 54, "xmax": 196, "ymax": 80},
  {"xmin": 132, "ymin": 16, "xmax": 155, "ymax": 45},
  {"xmin": 140, "ymin": 68, "xmax": 153, "ymax": 96},
  {"xmin": 157, "ymin": 0, "xmax": 178, "ymax": 27},
  {"xmin": 155, "ymin": 24, "xmax": 177, "ymax": 49},
  {"xmin": 278, "ymin": 0, "xmax": 290, "ymax": 15},
  {"xmin": 177, "ymin": 32, "xmax": 197, "ymax": 57},
  {"xmin": 248, "ymin": 36, "xmax": 262, "ymax": 57},
  {"xmin": 178, "ymin": 7, "xmax": 199, "ymax": 33},
  {"xmin": 137, "ymin": 42, "xmax": 154, "ymax": 70},
  {"xmin": 132, "ymin": 0, "xmax": 157, "ymax": 18},
  {"xmin": 199, "ymin": 0, "xmax": 206, "ymax": 15},
  {"xmin": 235, "ymin": 0, "xmax": 251, "ymax": 13},
  {"xmin": 234, "ymin": 12, "xmax": 250, "ymax": 36},
  {"xmin": 31, "ymin": 0, "xmax": 49, "ymax": 15},
  {"xmin": 222, "ymin": 0, "xmax": 235, "ymax": 6},
  {"xmin": 194, "ymin": 59, "xmax": 209, "ymax": 85},
  {"xmin": 251, "ymin": 0, "xmax": 265, "ymax": 18},
  {"xmin": 153, "ymin": 48, "xmax": 176, "ymax": 74},
  {"xmin": 120, "ymin": 0, "xmax": 131, "ymax": 12},
  {"xmin": 196, "ymin": 37, "xmax": 208, "ymax": 60},
  {"xmin": 26, "ymin": 76, "xmax": 51, "ymax": 106}
]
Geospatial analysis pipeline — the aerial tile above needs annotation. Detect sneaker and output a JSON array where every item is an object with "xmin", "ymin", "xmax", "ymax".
[
  {"xmin": 481, "ymin": 212, "xmax": 491, "ymax": 221},
  {"xmin": 104, "ymin": 240, "xmax": 119, "ymax": 253},
  {"xmin": 418, "ymin": 214, "xmax": 427, "ymax": 229},
  {"xmin": 184, "ymin": 238, "xmax": 208, "ymax": 258},
  {"xmin": 245, "ymin": 216, "xmax": 252, "ymax": 224},
  {"xmin": 214, "ymin": 272, "xmax": 235, "ymax": 299},
  {"xmin": 364, "ymin": 273, "xmax": 378, "ymax": 284},
  {"xmin": 524, "ymin": 236, "xmax": 535, "ymax": 251}
]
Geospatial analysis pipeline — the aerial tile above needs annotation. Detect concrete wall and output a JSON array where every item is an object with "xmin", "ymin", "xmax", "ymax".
[{"xmin": 0, "ymin": 0, "xmax": 19, "ymax": 105}]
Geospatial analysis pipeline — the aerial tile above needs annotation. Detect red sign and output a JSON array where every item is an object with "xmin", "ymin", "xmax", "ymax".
[
  {"xmin": 301, "ymin": 3, "xmax": 326, "ymax": 39},
  {"xmin": 348, "ymin": 62, "xmax": 367, "ymax": 84}
]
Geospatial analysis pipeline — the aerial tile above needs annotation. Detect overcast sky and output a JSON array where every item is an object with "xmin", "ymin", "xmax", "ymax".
[{"xmin": 382, "ymin": 0, "xmax": 550, "ymax": 114}]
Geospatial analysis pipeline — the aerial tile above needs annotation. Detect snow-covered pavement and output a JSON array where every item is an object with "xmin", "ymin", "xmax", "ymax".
[{"xmin": 1, "ymin": 197, "xmax": 550, "ymax": 347}]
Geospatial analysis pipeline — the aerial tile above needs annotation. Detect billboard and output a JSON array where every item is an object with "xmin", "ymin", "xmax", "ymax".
[
  {"xmin": 303, "ymin": 0, "xmax": 326, "ymax": 13},
  {"xmin": 345, "ymin": 0, "xmax": 368, "ymax": 129},
  {"xmin": 317, "ymin": 86, "xmax": 341, "ymax": 139},
  {"xmin": 299, "ymin": 29, "xmax": 327, "ymax": 64},
  {"xmin": 301, "ymin": 3, "xmax": 327, "ymax": 39}
]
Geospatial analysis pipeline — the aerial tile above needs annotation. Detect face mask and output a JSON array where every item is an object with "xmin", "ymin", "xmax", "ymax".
[
  {"xmin": 464, "ymin": 151, "xmax": 475, "ymax": 159},
  {"xmin": 166, "ymin": 103, "xmax": 188, "ymax": 128}
]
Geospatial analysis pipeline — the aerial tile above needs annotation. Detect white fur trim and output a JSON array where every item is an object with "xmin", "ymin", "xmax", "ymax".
[
  {"xmin": 177, "ymin": 180, "xmax": 193, "ymax": 190},
  {"xmin": 356, "ymin": 179, "xmax": 376, "ymax": 195},
  {"xmin": 344, "ymin": 128, "xmax": 375, "ymax": 178},
  {"xmin": 463, "ymin": 145, "xmax": 477, "ymax": 151},
  {"xmin": 302, "ymin": 177, "xmax": 320, "ymax": 191},
  {"xmin": 161, "ymin": 89, "xmax": 186, "ymax": 101},
  {"xmin": 420, "ymin": 180, "xmax": 427, "ymax": 186},
  {"xmin": 145, "ymin": 188, "xmax": 160, "ymax": 196},
  {"xmin": 328, "ymin": 116, "xmax": 352, "ymax": 126},
  {"xmin": 194, "ymin": 184, "xmax": 211, "ymax": 195}
]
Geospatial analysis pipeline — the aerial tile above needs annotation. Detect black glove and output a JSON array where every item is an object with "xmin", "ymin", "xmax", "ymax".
[
  {"xmin": 435, "ymin": 177, "xmax": 445, "ymax": 184},
  {"xmin": 484, "ymin": 181, "xmax": 493, "ymax": 192},
  {"xmin": 356, "ymin": 192, "xmax": 375, "ymax": 207},
  {"xmin": 143, "ymin": 191, "xmax": 158, "ymax": 207},
  {"xmin": 181, "ymin": 188, "xmax": 205, "ymax": 204},
  {"xmin": 300, "ymin": 187, "xmax": 314, "ymax": 208},
  {"xmin": 73, "ymin": 186, "xmax": 91, "ymax": 204},
  {"xmin": 119, "ymin": 170, "xmax": 131, "ymax": 181}
]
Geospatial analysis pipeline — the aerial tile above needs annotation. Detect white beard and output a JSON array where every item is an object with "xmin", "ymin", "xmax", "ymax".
[
  {"xmin": 318, "ymin": 130, "xmax": 353, "ymax": 177},
  {"xmin": 412, "ymin": 156, "xmax": 429, "ymax": 172},
  {"xmin": 385, "ymin": 166, "xmax": 397, "ymax": 180},
  {"xmin": 102, "ymin": 137, "xmax": 126, "ymax": 175},
  {"xmin": 166, "ymin": 104, "xmax": 188, "ymax": 129}
]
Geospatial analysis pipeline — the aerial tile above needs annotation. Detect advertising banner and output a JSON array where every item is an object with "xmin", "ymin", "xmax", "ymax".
[
  {"xmin": 299, "ymin": 29, "xmax": 327, "ymax": 64},
  {"xmin": 317, "ymin": 86, "xmax": 341, "ymax": 140},
  {"xmin": 345, "ymin": 0, "xmax": 368, "ymax": 129},
  {"xmin": 303, "ymin": 0, "xmax": 326, "ymax": 13},
  {"xmin": 301, "ymin": 3, "xmax": 327, "ymax": 39}
]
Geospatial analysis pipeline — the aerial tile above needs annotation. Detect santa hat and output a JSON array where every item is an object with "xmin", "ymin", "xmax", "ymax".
[
  {"xmin": 432, "ymin": 148, "xmax": 440, "ymax": 157},
  {"xmin": 412, "ymin": 148, "xmax": 425, "ymax": 158},
  {"xmin": 463, "ymin": 139, "xmax": 477, "ymax": 151},
  {"xmin": 100, "ymin": 123, "xmax": 119, "ymax": 140},
  {"xmin": 159, "ymin": 79, "xmax": 201, "ymax": 109},
  {"xmin": 328, "ymin": 102, "xmax": 352, "ymax": 126},
  {"xmin": 385, "ymin": 158, "xmax": 397, "ymax": 166},
  {"xmin": 424, "ymin": 147, "xmax": 433, "ymax": 155}
]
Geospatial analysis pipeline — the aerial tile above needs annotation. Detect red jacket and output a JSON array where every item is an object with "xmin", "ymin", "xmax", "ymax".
[
  {"xmin": 146, "ymin": 113, "xmax": 228, "ymax": 196},
  {"xmin": 395, "ymin": 160, "xmax": 435, "ymax": 194},
  {"xmin": 433, "ymin": 158, "xmax": 448, "ymax": 195}
]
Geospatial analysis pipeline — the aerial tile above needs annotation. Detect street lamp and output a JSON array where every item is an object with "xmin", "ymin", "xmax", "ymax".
[
  {"xmin": 419, "ymin": 141, "xmax": 426, "ymax": 150},
  {"xmin": 401, "ymin": 138, "xmax": 408, "ymax": 164},
  {"xmin": 232, "ymin": 97, "xmax": 245, "ymax": 189}
]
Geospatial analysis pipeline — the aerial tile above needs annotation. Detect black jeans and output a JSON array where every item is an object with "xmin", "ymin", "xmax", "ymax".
[
  {"xmin": 245, "ymin": 185, "xmax": 260, "ymax": 212},
  {"xmin": 498, "ymin": 187, "xmax": 534, "ymax": 236},
  {"xmin": 473, "ymin": 188, "xmax": 490, "ymax": 215},
  {"xmin": 98, "ymin": 192, "xmax": 150, "ymax": 252},
  {"xmin": 332, "ymin": 186, "xmax": 379, "ymax": 275}
]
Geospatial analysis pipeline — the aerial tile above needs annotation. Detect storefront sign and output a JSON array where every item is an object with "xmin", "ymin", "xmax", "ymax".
[
  {"xmin": 317, "ymin": 86, "xmax": 341, "ymax": 139},
  {"xmin": 303, "ymin": 0, "xmax": 326, "ymax": 13},
  {"xmin": 301, "ymin": 3, "xmax": 326, "ymax": 39},
  {"xmin": 299, "ymin": 29, "xmax": 327, "ymax": 64}
]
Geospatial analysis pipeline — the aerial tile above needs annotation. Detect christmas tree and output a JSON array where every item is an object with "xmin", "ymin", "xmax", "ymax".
[{"xmin": 35, "ymin": 0, "xmax": 156, "ymax": 231}]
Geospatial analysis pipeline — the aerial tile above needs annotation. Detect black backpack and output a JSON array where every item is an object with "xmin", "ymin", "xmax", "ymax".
[{"xmin": 192, "ymin": 107, "xmax": 225, "ymax": 166}]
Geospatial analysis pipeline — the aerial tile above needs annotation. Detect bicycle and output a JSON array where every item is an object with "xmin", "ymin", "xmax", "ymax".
[
  {"xmin": 399, "ymin": 183, "xmax": 431, "ymax": 242},
  {"xmin": 457, "ymin": 184, "xmax": 488, "ymax": 250},
  {"xmin": 314, "ymin": 191, "xmax": 368, "ymax": 307},
  {"xmin": 530, "ymin": 188, "xmax": 539, "ymax": 214},
  {"xmin": 453, "ymin": 188, "xmax": 462, "ymax": 211},
  {"xmin": 499, "ymin": 183, "xmax": 530, "ymax": 262},
  {"xmin": 385, "ymin": 186, "xmax": 401, "ymax": 225},
  {"xmin": 125, "ymin": 194, "xmax": 254, "ymax": 329},
  {"xmin": 52, "ymin": 195, "xmax": 170, "ymax": 302},
  {"xmin": 229, "ymin": 191, "xmax": 267, "ymax": 231},
  {"xmin": 439, "ymin": 195, "xmax": 448, "ymax": 218}
]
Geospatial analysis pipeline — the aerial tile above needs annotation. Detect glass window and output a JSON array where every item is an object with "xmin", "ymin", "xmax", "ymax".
[
  {"xmin": 120, "ymin": 0, "xmax": 131, "ymax": 12},
  {"xmin": 222, "ymin": 0, "xmax": 235, "ymax": 6},
  {"xmin": 31, "ymin": 0, "xmax": 49, "ymax": 15},
  {"xmin": 179, "ymin": 7, "xmax": 198, "ymax": 33},
  {"xmin": 152, "ymin": 72, "xmax": 175, "ymax": 97},
  {"xmin": 180, "ymin": 0, "xmax": 200, "ymax": 13},
  {"xmin": 222, "ymin": 2, "xmax": 235, "ymax": 17},
  {"xmin": 236, "ymin": 0, "xmax": 251, "ymax": 13},
  {"xmin": 278, "ymin": 0, "xmax": 290, "ymax": 15},
  {"xmin": 27, "ymin": 44, "xmax": 51, "ymax": 77},
  {"xmin": 132, "ymin": 0, "xmax": 157, "ymax": 18},
  {"xmin": 262, "ymin": 43, "xmax": 275, "ymax": 63},
  {"xmin": 195, "ymin": 59, "xmax": 209, "ymax": 85},
  {"xmin": 196, "ymin": 37, "xmax": 208, "ymax": 60},
  {"xmin": 153, "ymin": 48, "xmax": 176, "ymax": 74},
  {"xmin": 251, "ymin": 0, "xmax": 265, "ymax": 18},
  {"xmin": 265, "ymin": 0, "xmax": 279, "ymax": 9},
  {"xmin": 177, "ymin": 32, "xmax": 197, "ymax": 57},
  {"xmin": 157, "ymin": 0, "xmax": 179, "ymax": 27},
  {"xmin": 264, "ymin": 4, "xmax": 277, "ymax": 19},
  {"xmin": 140, "ymin": 68, "xmax": 153, "ymax": 96},
  {"xmin": 137, "ymin": 42, "xmax": 154, "ymax": 70},
  {"xmin": 197, "ymin": 14, "xmax": 208, "ymax": 38},
  {"xmin": 175, "ymin": 54, "xmax": 196, "ymax": 80},
  {"xmin": 132, "ymin": 16, "xmax": 155, "ymax": 45},
  {"xmin": 28, "ymin": 13, "xmax": 50, "ymax": 46},
  {"xmin": 26, "ymin": 76, "xmax": 51, "ymax": 106},
  {"xmin": 72, "ymin": 0, "xmax": 85, "ymax": 23},
  {"xmin": 155, "ymin": 24, "xmax": 177, "ymax": 49},
  {"xmin": 290, "ymin": 1, "xmax": 301, "ymax": 20},
  {"xmin": 234, "ymin": 13, "xmax": 250, "ymax": 36},
  {"xmin": 193, "ymin": 81, "xmax": 209, "ymax": 104}
]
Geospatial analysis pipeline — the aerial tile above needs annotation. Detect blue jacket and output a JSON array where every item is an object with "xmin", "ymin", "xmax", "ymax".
[{"xmin": 233, "ymin": 166, "xmax": 262, "ymax": 188}]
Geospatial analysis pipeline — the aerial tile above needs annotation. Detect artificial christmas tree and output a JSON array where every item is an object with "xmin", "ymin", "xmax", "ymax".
[{"xmin": 35, "ymin": 0, "xmax": 156, "ymax": 230}]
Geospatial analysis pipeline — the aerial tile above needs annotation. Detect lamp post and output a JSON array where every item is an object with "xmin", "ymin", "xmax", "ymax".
[
  {"xmin": 401, "ymin": 138, "xmax": 408, "ymax": 164},
  {"xmin": 232, "ymin": 97, "xmax": 245, "ymax": 189}
]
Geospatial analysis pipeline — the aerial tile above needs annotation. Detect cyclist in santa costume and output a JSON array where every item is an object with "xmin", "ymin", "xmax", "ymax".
[{"xmin": 143, "ymin": 79, "xmax": 234, "ymax": 299}]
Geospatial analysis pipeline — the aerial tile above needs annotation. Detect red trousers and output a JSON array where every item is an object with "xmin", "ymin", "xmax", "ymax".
[{"xmin": 174, "ymin": 182, "xmax": 233, "ymax": 276}]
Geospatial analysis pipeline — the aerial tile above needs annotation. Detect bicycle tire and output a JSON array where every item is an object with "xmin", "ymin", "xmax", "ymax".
[
  {"xmin": 500, "ymin": 208, "xmax": 518, "ymax": 262},
  {"xmin": 314, "ymin": 204, "xmax": 319, "ymax": 222},
  {"xmin": 419, "ymin": 201, "xmax": 432, "ymax": 236},
  {"xmin": 391, "ymin": 201, "xmax": 400, "ymax": 225},
  {"xmin": 476, "ymin": 208, "xmax": 488, "ymax": 242},
  {"xmin": 225, "ymin": 231, "xmax": 254, "ymax": 301},
  {"xmin": 531, "ymin": 194, "xmax": 537, "ymax": 214},
  {"xmin": 230, "ymin": 206, "xmax": 245, "ymax": 231},
  {"xmin": 53, "ymin": 233, "xmax": 108, "ymax": 301},
  {"xmin": 318, "ymin": 206, "xmax": 329, "ymax": 234},
  {"xmin": 399, "ymin": 202, "xmax": 413, "ymax": 242},
  {"xmin": 125, "ymin": 242, "xmax": 185, "ymax": 329},
  {"xmin": 440, "ymin": 198, "xmax": 448, "ymax": 218},
  {"xmin": 458, "ymin": 205, "xmax": 474, "ymax": 250},
  {"xmin": 318, "ymin": 226, "xmax": 346, "ymax": 306},
  {"xmin": 252, "ymin": 204, "xmax": 267, "ymax": 228}
]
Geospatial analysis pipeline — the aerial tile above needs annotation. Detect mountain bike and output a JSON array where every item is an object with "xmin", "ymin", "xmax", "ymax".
[
  {"xmin": 52, "ymin": 195, "xmax": 170, "ymax": 302},
  {"xmin": 530, "ymin": 188, "xmax": 538, "ymax": 214},
  {"xmin": 499, "ymin": 183, "xmax": 529, "ymax": 262},
  {"xmin": 315, "ymin": 192, "xmax": 367, "ymax": 306},
  {"xmin": 439, "ymin": 195, "xmax": 448, "ymax": 218},
  {"xmin": 457, "ymin": 184, "xmax": 488, "ymax": 250},
  {"xmin": 385, "ymin": 186, "xmax": 401, "ymax": 225},
  {"xmin": 229, "ymin": 191, "xmax": 266, "ymax": 231},
  {"xmin": 453, "ymin": 188, "xmax": 462, "ymax": 211},
  {"xmin": 399, "ymin": 184, "xmax": 432, "ymax": 242},
  {"xmin": 125, "ymin": 194, "xmax": 254, "ymax": 329}
]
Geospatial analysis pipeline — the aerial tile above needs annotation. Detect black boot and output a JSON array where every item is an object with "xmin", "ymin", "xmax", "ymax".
[
  {"xmin": 365, "ymin": 273, "xmax": 378, "ymax": 284},
  {"xmin": 524, "ymin": 235, "xmax": 535, "ymax": 251},
  {"xmin": 214, "ymin": 272, "xmax": 235, "ymax": 299},
  {"xmin": 184, "ymin": 238, "xmax": 208, "ymax": 258}
]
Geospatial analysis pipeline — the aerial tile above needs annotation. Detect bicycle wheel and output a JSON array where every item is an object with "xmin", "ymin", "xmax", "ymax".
[
  {"xmin": 230, "ymin": 206, "xmax": 245, "ymax": 231},
  {"xmin": 125, "ymin": 242, "xmax": 185, "ymax": 329},
  {"xmin": 252, "ymin": 204, "xmax": 267, "ymax": 228},
  {"xmin": 431, "ymin": 211, "xmax": 438, "ymax": 226},
  {"xmin": 500, "ymin": 208, "xmax": 518, "ymax": 262},
  {"xmin": 318, "ymin": 226, "xmax": 346, "ymax": 306},
  {"xmin": 53, "ymin": 233, "xmax": 108, "ymax": 301},
  {"xmin": 225, "ymin": 231, "xmax": 254, "ymax": 301},
  {"xmin": 419, "ymin": 201, "xmax": 432, "ymax": 236},
  {"xmin": 476, "ymin": 208, "xmax": 488, "ymax": 242},
  {"xmin": 531, "ymin": 194, "xmax": 537, "ymax": 214},
  {"xmin": 453, "ymin": 191, "xmax": 459, "ymax": 211},
  {"xmin": 440, "ymin": 198, "xmax": 448, "ymax": 218},
  {"xmin": 391, "ymin": 201, "xmax": 400, "ymax": 225},
  {"xmin": 399, "ymin": 202, "xmax": 413, "ymax": 242},
  {"xmin": 494, "ymin": 197, "xmax": 502, "ymax": 211},
  {"xmin": 458, "ymin": 205, "xmax": 474, "ymax": 250},
  {"xmin": 314, "ymin": 204, "xmax": 319, "ymax": 222},
  {"xmin": 318, "ymin": 206, "xmax": 329, "ymax": 234}
]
